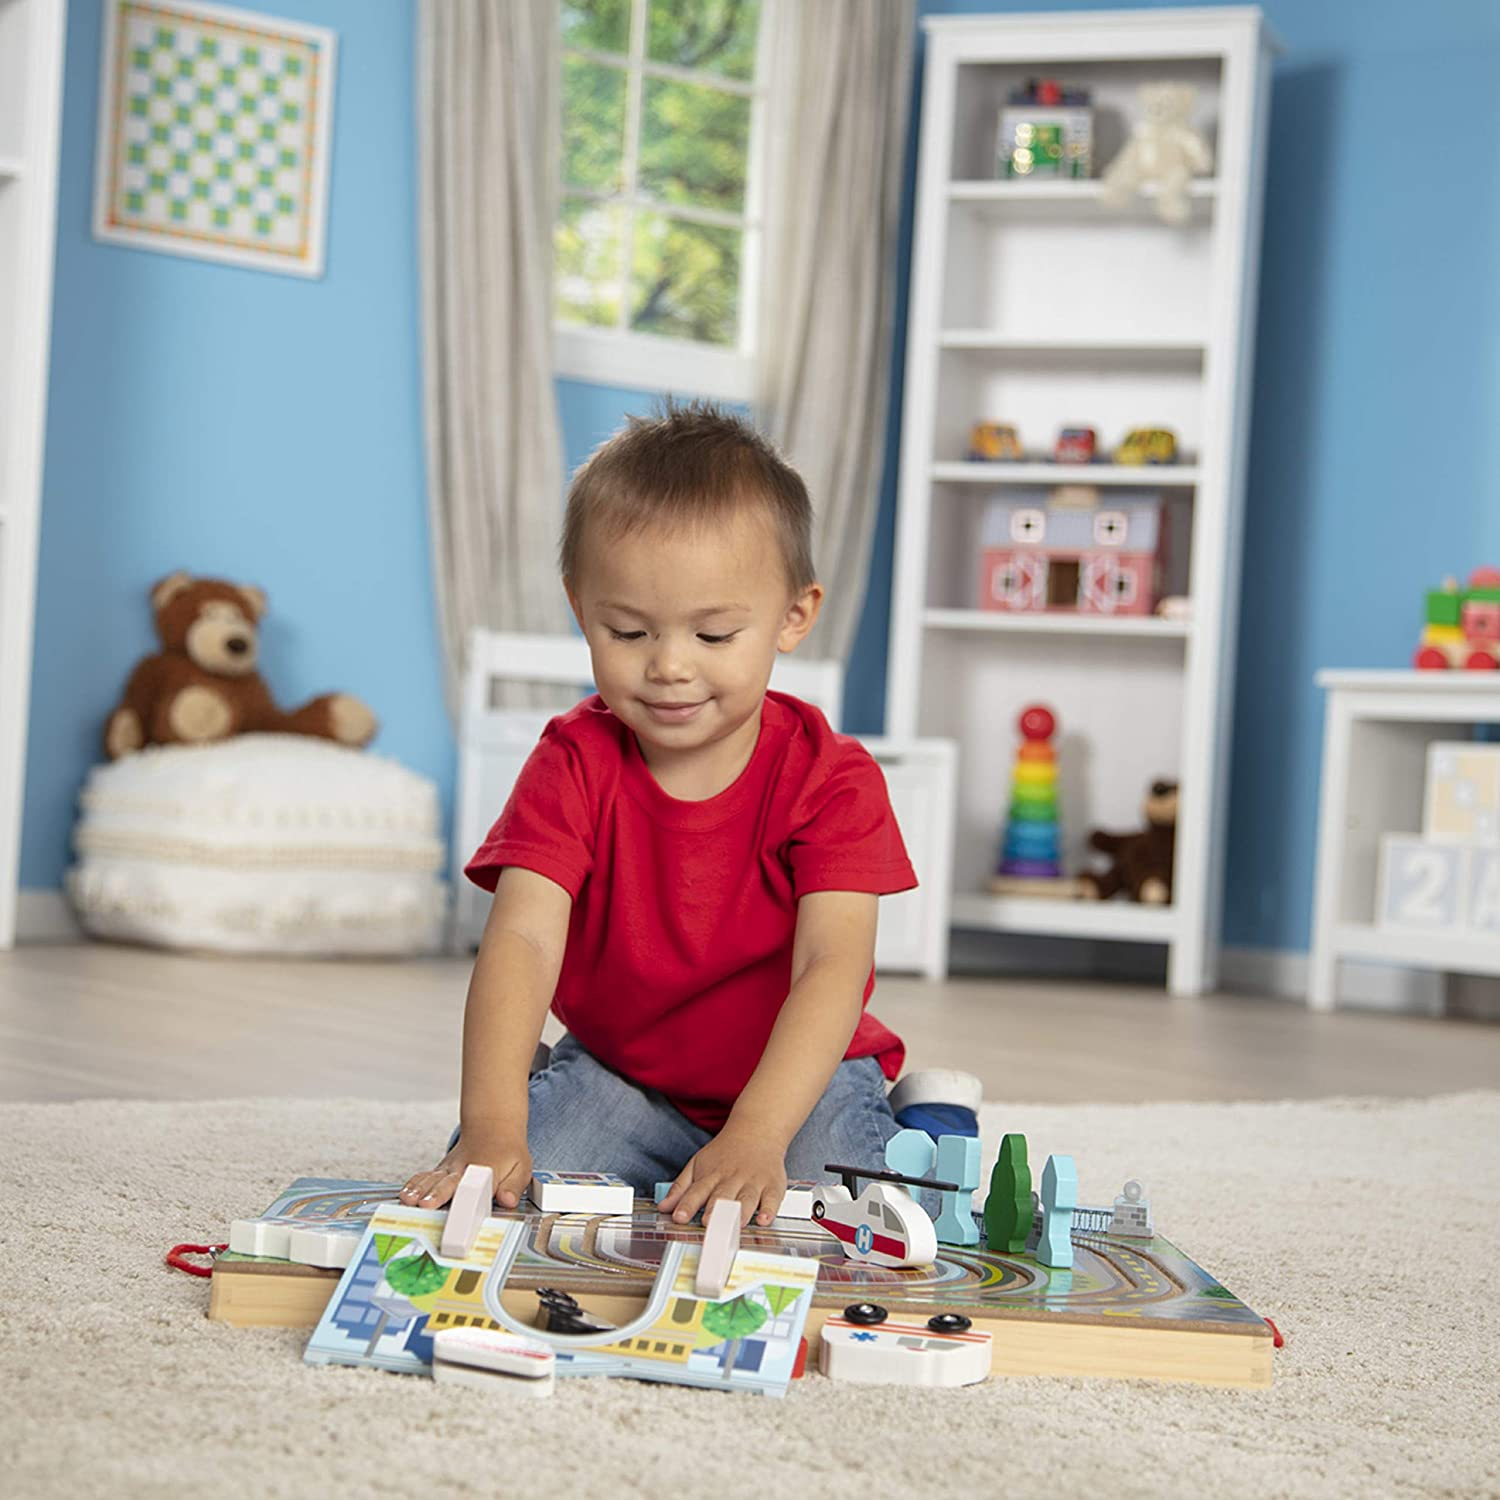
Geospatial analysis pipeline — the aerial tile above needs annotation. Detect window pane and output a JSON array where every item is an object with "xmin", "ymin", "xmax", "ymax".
[
  {"xmin": 562, "ymin": 0, "xmax": 631, "ymax": 55},
  {"xmin": 562, "ymin": 57, "xmax": 626, "ymax": 192},
  {"xmin": 630, "ymin": 212, "xmax": 739, "ymax": 345},
  {"xmin": 647, "ymin": 0, "xmax": 760, "ymax": 81},
  {"xmin": 557, "ymin": 198, "xmax": 624, "ymax": 328},
  {"xmin": 638, "ymin": 77, "xmax": 749, "ymax": 213}
]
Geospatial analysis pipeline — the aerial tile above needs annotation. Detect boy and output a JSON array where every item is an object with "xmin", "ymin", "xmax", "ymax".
[{"xmin": 402, "ymin": 402, "xmax": 943, "ymax": 1229}]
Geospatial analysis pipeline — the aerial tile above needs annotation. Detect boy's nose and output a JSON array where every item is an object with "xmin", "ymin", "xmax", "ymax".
[{"xmin": 646, "ymin": 644, "xmax": 692, "ymax": 682}]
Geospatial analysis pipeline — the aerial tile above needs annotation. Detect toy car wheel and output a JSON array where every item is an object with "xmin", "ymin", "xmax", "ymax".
[
  {"xmin": 843, "ymin": 1302, "xmax": 888, "ymax": 1326},
  {"xmin": 811, "ymin": 1200, "xmax": 826, "ymax": 1221},
  {"xmin": 927, "ymin": 1312, "xmax": 972, "ymax": 1334},
  {"xmin": 1414, "ymin": 646, "xmax": 1450, "ymax": 670},
  {"xmin": 1464, "ymin": 650, "xmax": 1499, "ymax": 671}
]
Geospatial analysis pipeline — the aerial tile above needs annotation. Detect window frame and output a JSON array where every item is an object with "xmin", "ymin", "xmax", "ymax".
[{"xmin": 553, "ymin": 0, "xmax": 777, "ymax": 401}]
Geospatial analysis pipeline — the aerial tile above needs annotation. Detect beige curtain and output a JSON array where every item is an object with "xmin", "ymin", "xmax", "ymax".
[
  {"xmin": 418, "ymin": 0, "xmax": 572, "ymax": 715},
  {"xmin": 755, "ymin": 0, "xmax": 916, "ymax": 662}
]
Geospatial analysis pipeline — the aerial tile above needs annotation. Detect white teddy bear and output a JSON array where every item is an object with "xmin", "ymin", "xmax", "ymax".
[{"xmin": 1100, "ymin": 82, "xmax": 1214, "ymax": 224}]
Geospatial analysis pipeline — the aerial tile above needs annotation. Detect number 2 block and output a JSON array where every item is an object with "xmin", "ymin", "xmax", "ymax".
[{"xmin": 1378, "ymin": 836, "xmax": 1469, "ymax": 933}]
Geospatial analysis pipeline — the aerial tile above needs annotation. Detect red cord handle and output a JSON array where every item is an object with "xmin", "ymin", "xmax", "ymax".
[
  {"xmin": 1264, "ymin": 1317, "xmax": 1285, "ymax": 1349},
  {"xmin": 165, "ymin": 1242, "xmax": 228, "ymax": 1278}
]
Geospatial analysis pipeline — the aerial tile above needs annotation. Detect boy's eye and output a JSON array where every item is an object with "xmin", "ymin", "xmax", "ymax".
[
  {"xmin": 698, "ymin": 632, "xmax": 738, "ymax": 645},
  {"xmin": 607, "ymin": 628, "xmax": 646, "ymax": 641}
]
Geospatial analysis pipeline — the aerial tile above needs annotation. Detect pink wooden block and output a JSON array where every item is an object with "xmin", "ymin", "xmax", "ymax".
[
  {"xmin": 695, "ymin": 1198, "xmax": 741, "ymax": 1300},
  {"xmin": 439, "ymin": 1163, "xmax": 494, "ymax": 1259}
]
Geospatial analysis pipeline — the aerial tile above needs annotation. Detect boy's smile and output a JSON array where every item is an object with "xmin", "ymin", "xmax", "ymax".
[{"xmin": 568, "ymin": 507, "xmax": 822, "ymax": 800}]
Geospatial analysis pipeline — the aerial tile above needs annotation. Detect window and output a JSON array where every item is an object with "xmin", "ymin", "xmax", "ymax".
[{"xmin": 555, "ymin": 0, "xmax": 770, "ymax": 399}]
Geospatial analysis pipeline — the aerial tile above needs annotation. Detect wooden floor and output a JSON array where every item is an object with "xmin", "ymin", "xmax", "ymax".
[{"xmin": 2, "ymin": 942, "xmax": 1496, "ymax": 1104}]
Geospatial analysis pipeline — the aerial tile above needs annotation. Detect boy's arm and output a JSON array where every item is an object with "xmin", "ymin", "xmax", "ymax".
[
  {"xmin": 399, "ymin": 865, "xmax": 571, "ymax": 1210},
  {"xmin": 662, "ymin": 889, "xmax": 878, "ymax": 1227}
]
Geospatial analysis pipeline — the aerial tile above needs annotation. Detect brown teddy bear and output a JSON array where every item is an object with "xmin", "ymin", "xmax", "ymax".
[
  {"xmin": 1078, "ymin": 779, "xmax": 1178, "ymax": 904},
  {"xmin": 104, "ymin": 572, "xmax": 377, "ymax": 759}
]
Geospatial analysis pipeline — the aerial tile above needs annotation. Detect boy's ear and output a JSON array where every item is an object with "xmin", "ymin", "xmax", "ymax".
[
  {"xmin": 565, "ymin": 585, "xmax": 585, "ymax": 634},
  {"xmin": 777, "ymin": 582, "xmax": 824, "ymax": 653}
]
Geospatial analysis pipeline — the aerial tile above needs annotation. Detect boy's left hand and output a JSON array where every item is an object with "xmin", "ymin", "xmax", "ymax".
[{"xmin": 660, "ymin": 1126, "xmax": 787, "ymax": 1228}]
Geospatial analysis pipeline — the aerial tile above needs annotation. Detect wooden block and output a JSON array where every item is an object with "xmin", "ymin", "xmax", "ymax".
[
  {"xmin": 432, "ymin": 1327, "xmax": 555, "ymax": 1380},
  {"xmin": 933, "ymin": 1135, "xmax": 981, "ymax": 1245},
  {"xmin": 1424, "ymin": 743, "xmax": 1500, "ymax": 843},
  {"xmin": 1467, "ymin": 848, "xmax": 1500, "ymax": 935},
  {"xmin": 819, "ymin": 1313, "xmax": 991, "ymax": 1387},
  {"xmin": 1037, "ymin": 1153, "xmax": 1078, "ymax": 1268},
  {"xmin": 286, "ymin": 1225, "xmax": 361, "ymax": 1269},
  {"xmin": 228, "ymin": 1218, "xmax": 293, "ymax": 1259},
  {"xmin": 778, "ymin": 1181, "xmax": 817, "ymax": 1220},
  {"xmin": 1378, "ymin": 836, "xmax": 1470, "ymax": 933},
  {"xmin": 439, "ymin": 1164, "xmax": 494, "ymax": 1259},
  {"xmin": 695, "ymin": 1198, "xmax": 741, "ymax": 1300},
  {"xmin": 885, "ymin": 1127, "xmax": 935, "ymax": 1192},
  {"xmin": 528, "ymin": 1171, "xmax": 633, "ymax": 1215},
  {"xmin": 985, "ymin": 1133, "xmax": 1031, "ymax": 1254}
]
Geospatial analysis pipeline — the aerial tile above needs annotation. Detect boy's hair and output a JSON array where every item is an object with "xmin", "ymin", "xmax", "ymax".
[{"xmin": 559, "ymin": 399, "xmax": 816, "ymax": 593}]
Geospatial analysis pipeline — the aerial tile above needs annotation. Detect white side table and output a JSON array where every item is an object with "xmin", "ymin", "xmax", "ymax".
[{"xmin": 1310, "ymin": 671, "xmax": 1500, "ymax": 1009}]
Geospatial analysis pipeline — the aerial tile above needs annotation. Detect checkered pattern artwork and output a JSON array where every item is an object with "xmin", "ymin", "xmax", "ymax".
[{"xmin": 93, "ymin": 0, "xmax": 336, "ymax": 276}]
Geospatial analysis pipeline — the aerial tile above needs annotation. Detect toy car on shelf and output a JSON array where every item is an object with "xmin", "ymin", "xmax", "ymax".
[
  {"xmin": 1114, "ymin": 427, "xmax": 1178, "ymax": 465},
  {"xmin": 1053, "ymin": 426, "xmax": 1097, "ymax": 464},
  {"xmin": 1414, "ymin": 567, "xmax": 1500, "ymax": 670},
  {"xmin": 968, "ymin": 422, "xmax": 1024, "ymax": 462},
  {"xmin": 811, "ymin": 1164, "xmax": 956, "ymax": 1269}
]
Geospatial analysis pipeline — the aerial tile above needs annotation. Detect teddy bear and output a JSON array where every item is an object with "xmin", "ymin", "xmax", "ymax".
[
  {"xmin": 103, "ymin": 571, "xmax": 377, "ymax": 759},
  {"xmin": 1078, "ymin": 779, "xmax": 1178, "ymax": 904},
  {"xmin": 1099, "ymin": 82, "xmax": 1213, "ymax": 225}
]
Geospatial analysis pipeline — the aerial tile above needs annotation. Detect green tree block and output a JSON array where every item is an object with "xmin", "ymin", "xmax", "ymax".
[{"xmin": 984, "ymin": 1133, "xmax": 1032, "ymax": 1254}]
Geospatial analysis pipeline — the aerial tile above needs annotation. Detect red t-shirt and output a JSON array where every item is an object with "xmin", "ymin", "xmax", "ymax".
[{"xmin": 465, "ymin": 691, "xmax": 917, "ymax": 1131}]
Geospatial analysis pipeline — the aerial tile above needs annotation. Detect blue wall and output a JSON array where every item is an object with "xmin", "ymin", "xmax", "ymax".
[{"xmin": 23, "ymin": 0, "xmax": 1500, "ymax": 963}]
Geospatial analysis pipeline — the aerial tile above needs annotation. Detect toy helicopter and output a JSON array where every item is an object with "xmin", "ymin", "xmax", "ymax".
[{"xmin": 811, "ymin": 1163, "xmax": 958, "ymax": 1269}]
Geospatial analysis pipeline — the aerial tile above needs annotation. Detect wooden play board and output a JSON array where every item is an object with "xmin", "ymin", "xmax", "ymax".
[{"xmin": 210, "ymin": 1181, "xmax": 1274, "ymax": 1387}]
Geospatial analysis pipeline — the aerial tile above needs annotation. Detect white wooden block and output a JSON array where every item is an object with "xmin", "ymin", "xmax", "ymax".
[
  {"xmin": 819, "ymin": 1314, "xmax": 991, "ymax": 1387},
  {"xmin": 695, "ymin": 1198, "xmax": 741, "ymax": 1300},
  {"xmin": 287, "ymin": 1225, "xmax": 362, "ymax": 1269},
  {"xmin": 228, "ymin": 1218, "xmax": 292, "ymax": 1259},
  {"xmin": 778, "ymin": 1181, "xmax": 816, "ymax": 1220},
  {"xmin": 1424, "ymin": 743, "xmax": 1500, "ymax": 844},
  {"xmin": 1378, "ymin": 836, "xmax": 1470, "ymax": 934},
  {"xmin": 432, "ymin": 1327, "xmax": 555, "ymax": 1380},
  {"xmin": 1466, "ymin": 848, "xmax": 1500, "ymax": 936},
  {"xmin": 440, "ymin": 1164, "xmax": 494, "ymax": 1259},
  {"xmin": 528, "ymin": 1171, "xmax": 633, "ymax": 1216}
]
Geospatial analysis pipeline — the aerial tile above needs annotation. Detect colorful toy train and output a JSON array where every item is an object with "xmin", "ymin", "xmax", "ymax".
[{"xmin": 1414, "ymin": 567, "xmax": 1500, "ymax": 671}]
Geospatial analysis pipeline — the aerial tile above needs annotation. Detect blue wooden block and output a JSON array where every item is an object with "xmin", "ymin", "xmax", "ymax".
[
  {"xmin": 885, "ymin": 1128, "xmax": 936, "ymax": 1201},
  {"xmin": 1037, "ymin": 1153, "xmax": 1078, "ymax": 1269},
  {"xmin": 653, "ymin": 1181, "xmax": 673, "ymax": 1206},
  {"xmin": 933, "ymin": 1134, "xmax": 981, "ymax": 1245}
]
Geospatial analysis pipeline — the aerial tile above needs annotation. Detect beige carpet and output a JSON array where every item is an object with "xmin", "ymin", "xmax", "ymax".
[{"xmin": 3, "ymin": 1093, "xmax": 1498, "ymax": 1500}]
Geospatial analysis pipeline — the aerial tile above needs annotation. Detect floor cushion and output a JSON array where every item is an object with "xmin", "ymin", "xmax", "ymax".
[{"xmin": 66, "ymin": 735, "xmax": 447, "ymax": 956}]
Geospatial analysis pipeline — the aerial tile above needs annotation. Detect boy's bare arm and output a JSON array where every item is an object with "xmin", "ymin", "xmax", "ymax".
[
  {"xmin": 399, "ymin": 866, "xmax": 571, "ymax": 1210},
  {"xmin": 662, "ymin": 889, "xmax": 878, "ymax": 1227}
]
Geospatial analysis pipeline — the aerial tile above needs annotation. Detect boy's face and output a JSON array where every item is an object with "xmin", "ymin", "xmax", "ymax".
[{"xmin": 567, "ymin": 505, "xmax": 822, "ymax": 780}]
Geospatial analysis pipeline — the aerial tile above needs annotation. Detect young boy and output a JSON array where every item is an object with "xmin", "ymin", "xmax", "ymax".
[{"xmin": 401, "ymin": 402, "xmax": 932, "ymax": 1229}]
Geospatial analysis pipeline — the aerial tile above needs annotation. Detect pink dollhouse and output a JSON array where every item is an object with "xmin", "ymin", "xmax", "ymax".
[{"xmin": 979, "ymin": 492, "xmax": 1166, "ymax": 617}]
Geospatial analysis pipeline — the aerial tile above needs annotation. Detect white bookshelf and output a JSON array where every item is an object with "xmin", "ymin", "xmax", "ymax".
[
  {"xmin": 0, "ymin": 0, "xmax": 67, "ymax": 947},
  {"xmin": 886, "ymin": 8, "xmax": 1276, "ymax": 994}
]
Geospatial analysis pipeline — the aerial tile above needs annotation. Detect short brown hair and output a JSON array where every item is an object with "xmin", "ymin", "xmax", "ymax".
[{"xmin": 559, "ymin": 399, "xmax": 816, "ymax": 592}]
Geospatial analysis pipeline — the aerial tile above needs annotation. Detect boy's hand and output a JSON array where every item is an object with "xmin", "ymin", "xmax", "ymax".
[
  {"xmin": 399, "ymin": 1129, "xmax": 532, "ymax": 1212},
  {"xmin": 660, "ymin": 1125, "xmax": 787, "ymax": 1228}
]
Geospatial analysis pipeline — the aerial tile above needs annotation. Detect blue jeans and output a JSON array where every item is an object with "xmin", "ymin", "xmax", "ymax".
[{"xmin": 458, "ymin": 1034, "xmax": 903, "ymax": 1197}]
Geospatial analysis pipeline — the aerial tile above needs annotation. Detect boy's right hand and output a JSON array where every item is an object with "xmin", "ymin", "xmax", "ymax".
[{"xmin": 399, "ymin": 1130, "xmax": 532, "ymax": 1211}]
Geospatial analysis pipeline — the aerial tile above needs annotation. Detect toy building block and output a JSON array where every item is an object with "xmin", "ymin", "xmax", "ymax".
[
  {"xmin": 1424, "ymin": 743, "xmax": 1500, "ymax": 844},
  {"xmin": 1108, "ymin": 1179, "xmax": 1154, "ymax": 1238},
  {"xmin": 528, "ymin": 1171, "xmax": 633, "ymax": 1216},
  {"xmin": 695, "ymin": 1198, "xmax": 742, "ymax": 1300},
  {"xmin": 286, "ymin": 1225, "xmax": 362, "ymax": 1269},
  {"xmin": 984, "ymin": 1133, "xmax": 1032, "ymax": 1254},
  {"xmin": 885, "ymin": 1127, "xmax": 936, "ymax": 1191},
  {"xmin": 653, "ymin": 1181, "xmax": 674, "ymax": 1207},
  {"xmin": 439, "ymin": 1163, "xmax": 495, "ymax": 1259},
  {"xmin": 932, "ymin": 1134, "xmax": 981, "ymax": 1246},
  {"xmin": 431, "ymin": 1327, "xmax": 555, "ymax": 1398},
  {"xmin": 818, "ymin": 1312, "xmax": 992, "ymax": 1388},
  {"xmin": 779, "ymin": 1181, "xmax": 817, "ymax": 1220},
  {"xmin": 228, "ymin": 1217, "xmax": 293, "ymax": 1259},
  {"xmin": 1037, "ymin": 1154, "xmax": 1078, "ymax": 1269}
]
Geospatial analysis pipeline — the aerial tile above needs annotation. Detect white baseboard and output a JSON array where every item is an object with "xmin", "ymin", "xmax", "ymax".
[
  {"xmin": 1220, "ymin": 944, "xmax": 1444, "ymax": 1016},
  {"xmin": 16, "ymin": 888, "xmax": 82, "ymax": 943}
]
